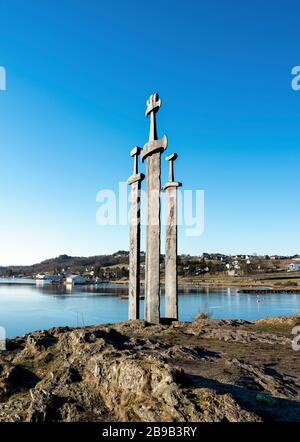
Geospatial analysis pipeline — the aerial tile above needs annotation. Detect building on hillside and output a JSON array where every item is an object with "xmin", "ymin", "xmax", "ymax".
[{"xmin": 287, "ymin": 263, "xmax": 300, "ymax": 272}]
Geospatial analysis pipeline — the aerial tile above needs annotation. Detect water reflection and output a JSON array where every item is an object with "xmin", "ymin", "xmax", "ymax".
[{"xmin": 0, "ymin": 281, "xmax": 300, "ymax": 337}]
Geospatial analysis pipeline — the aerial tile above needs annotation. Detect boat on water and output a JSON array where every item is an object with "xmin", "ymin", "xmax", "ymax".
[
  {"xmin": 119, "ymin": 294, "xmax": 145, "ymax": 300},
  {"xmin": 36, "ymin": 274, "xmax": 63, "ymax": 284}
]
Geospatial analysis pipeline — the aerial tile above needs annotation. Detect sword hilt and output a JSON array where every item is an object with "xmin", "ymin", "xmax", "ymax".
[
  {"xmin": 145, "ymin": 93, "xmax": 161, "ymax": 117},
  {"xmin": 130, "ymin": 146, "xmax": 141, "ymax": 175},
  {"xmin": 166, "ymin": 153, "xmax": 178, "ymax": 182}
]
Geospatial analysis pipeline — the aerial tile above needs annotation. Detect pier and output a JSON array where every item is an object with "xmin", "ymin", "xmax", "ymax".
[{"xmin": 238, "ymin": 288, "xmax": 300, "ymax": 294}]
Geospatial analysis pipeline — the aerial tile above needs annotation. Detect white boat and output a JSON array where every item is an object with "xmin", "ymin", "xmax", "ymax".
[{"xmin": 36, "ymin": 274, "xmax": 63, "ymax": 283}]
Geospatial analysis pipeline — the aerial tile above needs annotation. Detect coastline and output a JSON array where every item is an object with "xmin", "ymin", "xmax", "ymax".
[
  {"xmin": 1, "ymin": 277, "xmax": 300, "ymax": 294},
  {"xmin": 114, "ymin": 278, "xmax": 300, "ymax": 292}
]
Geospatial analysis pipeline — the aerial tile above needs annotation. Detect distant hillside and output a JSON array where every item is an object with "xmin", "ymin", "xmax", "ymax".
[
  {"xmin": 1, "ymin": 251, "xmax": 131, "ymax": 277},
  {"xmin": 1, "ymin": 252, "xmax": 296, "ymax": 280}
]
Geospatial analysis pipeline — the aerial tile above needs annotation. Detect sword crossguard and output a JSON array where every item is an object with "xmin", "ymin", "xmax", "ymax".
[
  {"xmin": 141, "ymin": 134, "xmax": 168, "ymax": 162},
  {"xmin": 145, "ymin": 93, "xmax": 161, "ymax": 117}
]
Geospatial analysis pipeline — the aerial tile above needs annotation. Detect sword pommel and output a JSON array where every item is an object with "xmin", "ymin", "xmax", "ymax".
[
  {"xmin": 166, "ymin": 153, "xmax": 178, "ymax": 162},
  {"xmin": 145, "ymin": 93, "xmax": 161, "ymax": 117},
  {"xmin": 130, "ymin": 146, "xmax": 142, "ymax": 157}
]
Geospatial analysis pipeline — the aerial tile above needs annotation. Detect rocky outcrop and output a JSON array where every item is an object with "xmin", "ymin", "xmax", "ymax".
[{"xmin": 0, "ymin": 317, "xmax": 299, "ymax": 422}]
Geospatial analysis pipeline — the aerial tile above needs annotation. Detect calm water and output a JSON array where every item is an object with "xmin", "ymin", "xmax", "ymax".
[{"xmin": 0, "ymin": 279, "xmax": 300, "ymax": 337}]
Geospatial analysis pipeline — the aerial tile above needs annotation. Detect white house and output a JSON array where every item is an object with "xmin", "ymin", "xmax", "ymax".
[
  {"xmin": 288, "ymin": 263, "xmax": 300, "ymax": 272},
  {"xmin": 66, "ymin": 275, "xmax": 87, "ymax": 285}
]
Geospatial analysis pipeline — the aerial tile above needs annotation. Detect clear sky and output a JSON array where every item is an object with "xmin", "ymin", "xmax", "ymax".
[{"xmin": 0, "ymin": 0, "xmax": 299, "ymax": 265}]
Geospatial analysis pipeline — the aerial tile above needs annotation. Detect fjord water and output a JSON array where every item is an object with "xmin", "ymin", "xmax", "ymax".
[{"xmin": 1, "ymin": 279, "xmax": 300, "ymax": 337}]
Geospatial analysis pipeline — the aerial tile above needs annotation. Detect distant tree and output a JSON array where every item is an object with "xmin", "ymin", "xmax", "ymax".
[{"xmin": 94, "ymin": 265, "xmax": 103, "ymax": 278}]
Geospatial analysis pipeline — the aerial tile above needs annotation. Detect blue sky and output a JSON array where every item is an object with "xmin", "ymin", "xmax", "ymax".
[{"xmin": 0, "ymin": 0, "xmax": 299, "ymax": 265}]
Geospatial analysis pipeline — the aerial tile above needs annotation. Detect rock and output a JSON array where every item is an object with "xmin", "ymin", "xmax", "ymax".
[
  {"xmin": 195, "ymin": 388, "xmax": 262, "ymax": 422},
  {"xmin": 88, "ymin": 353, "xmax": 200, "ymax": 421},
  {"xmin": 27, "ymin": 389, "xmax": 61, "ymax": 422},
  {"xmin": 0, "ymin": 317, "xmax": 299, "ymax": 422}
]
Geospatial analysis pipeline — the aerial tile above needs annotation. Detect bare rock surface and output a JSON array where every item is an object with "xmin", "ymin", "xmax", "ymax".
[{"xmin": 0, "ymin": 316, "xmax": 299, "ymax": 422}]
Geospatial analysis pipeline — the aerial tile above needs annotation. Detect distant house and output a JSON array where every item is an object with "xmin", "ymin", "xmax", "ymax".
[
  {"xmin": 66, "ymin": 275, "xmax": 87, "ymax": 285},
  {"xmin": 113, "ymin": 250, "xmax": 129, "ymax": 257},
  {"xmin": 288, "ymin": 263, "xmax": 300, "ymax": 272},
  {"xmin": 232, "ymin": 260, "xmax": 240, "ymax": 270}
]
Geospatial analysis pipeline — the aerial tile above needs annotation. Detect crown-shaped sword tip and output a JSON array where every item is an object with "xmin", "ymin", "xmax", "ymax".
[{"xmin": 145, "ymin": 93, "xmax": 161, "ymax": 116}]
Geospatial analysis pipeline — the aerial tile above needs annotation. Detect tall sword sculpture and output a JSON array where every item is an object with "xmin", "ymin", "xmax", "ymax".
[
  {"xmin": 141, "ymin": 93, "xmax": 168, "ymax": 323},
  {"xmin": 163, "ymin": 153, "xmax": 182, "ymax": 320},
  {"xmin": 128, "ymin": 147, "xmax": 145, "ymax": 320}
]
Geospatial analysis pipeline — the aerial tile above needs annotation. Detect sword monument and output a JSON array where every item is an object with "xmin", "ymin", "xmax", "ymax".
[
  {"xmin": 140, "ymin": 93, "xmax": 167, "ymax": 324},
  {"xmin": 127, "ymin": 147, "xmax": 144, "ymax": 319},
  {"xmin": 163, "ymin": 153, "xmax": 182, "ymax": 320},
  {"xmin": 127, "ymin": 93, "xmax": 182, "ymax": 324}
]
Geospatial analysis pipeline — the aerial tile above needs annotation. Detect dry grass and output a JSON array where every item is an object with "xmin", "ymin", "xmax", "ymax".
[{"xmin": 194, "ymin": 311, "xmax": 212, "ymax": 321}]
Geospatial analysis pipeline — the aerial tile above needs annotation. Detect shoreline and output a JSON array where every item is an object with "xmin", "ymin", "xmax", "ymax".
[{"xmin": 1, "ymin": 278, "xmax": 299, "ymax": 294}]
